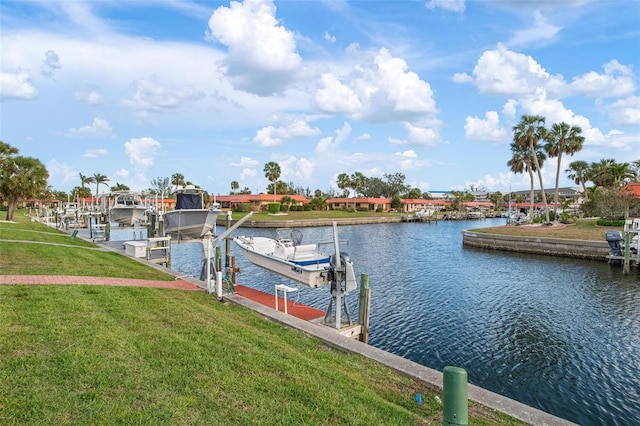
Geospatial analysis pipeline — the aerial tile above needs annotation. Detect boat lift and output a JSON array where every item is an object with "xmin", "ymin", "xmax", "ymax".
[{"xmin": 322, "ymin": 222, "xmax": 358, "ymax": 329}]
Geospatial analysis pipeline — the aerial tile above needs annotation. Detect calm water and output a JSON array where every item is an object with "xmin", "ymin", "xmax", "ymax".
[{"xmin": 167, "ymin": 219, "xmax": 640, "ymax": 425}]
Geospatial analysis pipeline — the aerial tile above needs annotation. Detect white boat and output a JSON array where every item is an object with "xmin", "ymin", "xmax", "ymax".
[
  {"xmin": 415, "ymin": 208, "xmax": 435, "ymax": 219},
  {"xmin": 163, "ymin": 185, "xmax": 222, "ymax": 239},
  {"xmin": 109, "ymin": 191, "xmax": 147, "ymax": 226},
  {"xmin": 234, "ymin": 228, "xmax": 352, "ymax": 288},
  {"xmin": 467, "ymin": 210, "xmax": 485, "ymax": 220}
]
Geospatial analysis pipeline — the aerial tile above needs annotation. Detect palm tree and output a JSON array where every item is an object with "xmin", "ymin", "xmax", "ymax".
[
  {"xmin": 566, "ymin": 160, "xmax": 590, "ymax": 202},
  {"xmin": 508, "ymin": 142, "xmax": 546, "ymax": 221},
  {"xmin": 610, "ymin": 162, "xmax": 637, "ymax": 187},
  {"xmin": 544, "ymin": 122, "xmax": 584, "ymax": 212},
  {"xmin": 263, "ymin": 162, "xmax": 281, "ymax": 202},
  {"xmin": 230, "ymin": 180, "xmax": 239, "ymax": 194},
  {"xmin": 171, "ymin": 173, "xmax": 185, "ymax": 192},
  {"xmin": 350, "ymin": 171, "xmax": 367, "ymax": 198},
  {"xmin": 0, "ymin": 141, "xmax": 19, "ymax": 169},
  {"xmin": 587, "ymin": 159, "xmax": 617, "ymax": 187},
  {"xmin": 0, "ymin": 156, "xmax": 49, "ymax": 221},
  {"xmin": 92, "ymin": 173, "xmax": 110, "ymax": 200},
  {"xmin": 513, "ymin": 115, "xmax": 550, "ymax": 223}
]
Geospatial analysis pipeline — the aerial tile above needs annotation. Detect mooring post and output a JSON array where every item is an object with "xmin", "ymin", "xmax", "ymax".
[
  {"xmin": 442, "ymin": 366, "xmax": 468, "ymax": 426},
  {"xmin": 623, "ymin": 230, "xmax": 631, "ymax": 274},
  {"xmin": 358, "ymin": 274, "xmax": 371, "ymax": 343},
  {"xmin": 215, "ymin": 246, "xmax": 222, "ymax": 275}
]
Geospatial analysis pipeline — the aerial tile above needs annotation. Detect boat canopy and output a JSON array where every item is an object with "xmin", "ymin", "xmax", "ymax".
[{"xmin": 176, "ymin": 193, "xmax": 203, "ymax": 210}]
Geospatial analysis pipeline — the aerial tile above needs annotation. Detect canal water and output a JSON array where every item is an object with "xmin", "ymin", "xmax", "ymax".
[{"xmin": 161, "ymin": 219, "xmax": 639, "ymax": 425}]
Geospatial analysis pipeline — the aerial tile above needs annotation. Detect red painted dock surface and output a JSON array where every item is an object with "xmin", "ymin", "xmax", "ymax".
[{"xmin": 234, "ymin": 285, "xmax": 325, "ymax": 321}]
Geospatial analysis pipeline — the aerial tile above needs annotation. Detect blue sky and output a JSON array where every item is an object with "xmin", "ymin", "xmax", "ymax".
[{"xmin": 1, "ymin": 0, "xmax": 638, "ymax": 196}]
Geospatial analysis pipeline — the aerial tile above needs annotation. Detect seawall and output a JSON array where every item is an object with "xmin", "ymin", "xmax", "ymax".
[
  {"xmin": 462, "ymin": 230, "xmax": 610, "ymax": 260},
  {"xmin": 220, "ymin": 215, "xmax": 402, "ymax": 228}
]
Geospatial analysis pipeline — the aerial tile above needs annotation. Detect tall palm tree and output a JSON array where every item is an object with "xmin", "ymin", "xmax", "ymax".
[
  {"xmin": 171, "ymin": 173, "xmax": 185, "ymax": 192},
  {"xmin": 92, "ymin": 173, "xmax": 110, "ymax": 200},
  {"xmin": 513, "ymin": 115, "xmax": 550, "ymax": 222},
  {"xmin": 230, "ymin": 180, "xmax": 239, "ymax": 194},
  {"xmin": 79, "ymin": 172, "xmax": 95, "ymax": 191},
  {"xmin": 565, "ymin": 160, "xmax": 590, "ymax": 202},
  {"xmin": 507, "ymin": 142, "xmax": 546, "ymax": 220},
  {"xmin": 263, "ymin": 161, "xmax": 281, "ymax": 202},
  {"xmin": 350, "ymin": 171, "xmax": 367, "ymax": 198},
  {"xmin": 544, "ymin": 122, "xmax": 584, "ymax": 211},
  {"xmin": 0, "ymin": 156, "xmax": 49, "ymax": 221}
]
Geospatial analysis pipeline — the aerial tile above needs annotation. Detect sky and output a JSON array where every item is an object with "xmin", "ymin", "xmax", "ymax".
[{"xmin": 1, "ymin": 0, "xmax": 639, "ymax": 197}]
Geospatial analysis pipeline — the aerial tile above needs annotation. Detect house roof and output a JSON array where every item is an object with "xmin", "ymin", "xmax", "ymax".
[
  {"xmin": 214, "ymin": 194, "xmax": 310, "ymax": 203},
  {"xmin": 625, "ymin": 183, "xmax": 640, "ymax": 198},
  {"xmin": 327, "ymin": 197, "xmax": 390, "ymax": 204}
]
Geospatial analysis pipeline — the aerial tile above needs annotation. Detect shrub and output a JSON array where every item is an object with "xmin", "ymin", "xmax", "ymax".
[
  {"xmin": 233, "ymin": 203, "xmax": 253, "ymax": 213},
  {"xmin": 596, "ymin": 219, "xmax": 625, "ymax": 227},
  {"xmin": 267, "ymin": 203, "xmax": 281, "ymax": 214}
]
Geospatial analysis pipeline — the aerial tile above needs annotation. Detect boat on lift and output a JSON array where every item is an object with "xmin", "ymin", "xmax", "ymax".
[
  {"xmin": 108, "ymin": 190, "xmax": 147, "ymax": 226},
  {"xmin": 163, "ymin": 185, "xmax": 222, "ymax": 239},
  {"xmin": 234, "ymin": 227, "xmax": 356, "ymax": 289}
]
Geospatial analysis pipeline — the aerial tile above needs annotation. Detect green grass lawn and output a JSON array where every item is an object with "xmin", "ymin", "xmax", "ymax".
[{"xmin": 0, "ymin": 213, "xmax": 525, "ymax": 425}]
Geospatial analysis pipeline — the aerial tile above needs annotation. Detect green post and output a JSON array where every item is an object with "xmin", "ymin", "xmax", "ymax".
[
  {"xmin": 358, "ymin": 274, "xmax": 370, "ymax": 324},
  {"xmin": 443, "ymin": 366, "xmax": 468, "ymax": 426},
  {"xmin": 105, "ymin": 221, "xmax": 111, "ymax": 242}
]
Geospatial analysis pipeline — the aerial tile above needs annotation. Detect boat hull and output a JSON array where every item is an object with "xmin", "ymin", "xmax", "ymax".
[
  {"xmin": 163, "ymin": 209, "xmax": 220, "ymax": 239},
  {"xmin": 110, "ymin": 206, "xmax": 147, "ymax": 226},
  {"xmin": 234, "ymin": 236, "xmax": 331, "ymax": 288}
]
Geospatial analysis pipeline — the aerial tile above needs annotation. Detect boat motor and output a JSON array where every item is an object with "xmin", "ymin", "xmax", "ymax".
[{"xmin": 605, "ymin": 231, "xmax": 624, "ymax": 256}]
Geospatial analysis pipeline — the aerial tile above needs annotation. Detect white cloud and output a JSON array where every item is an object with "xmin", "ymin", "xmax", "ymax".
[
  {"xmin": 425, "ymin": 0, "xmax": 465, "ymax": 13},
  {"xmin": 605, "ymin": 96, "xmax": 640, "ymax": 126},
  {"xmin": 74, "ymin": 88, "xmax": 102, "ymax": 105},
  {"xmin": 355, "ymin": 133, "xmax": 371, "ymax": 141},
  {"xmin": 316, "ymin": 122, "xmax": 351, "ymax": 153},
  {"xmin": 568, "ymin": 60, "xmax": 636, "ymax": 98},
  {"xmin": 206, "ymin": 0, "xmax": 301, "ymax": 96},
  {"xmin": 502, "ymin": 99, "xmax": 518, "ymax": 119},
  {"xmin": 40, "ymin": 50, "xmax": 61, "ymax": 78},
  {"xmin": 0, "ymin": 69, "xmax": 37, "ymax": 100},
  {"xmin": 113, "ymin": 168, "xmax": 130, "ymax": 179},
  {"xmin": 464, "ymin": 111, "xmax": 508, "ymax": 142},
  {"xmin": 508, "ymin": 10, "xmax": 561, "ymax": 47},
  {"xmin": 82, "ymin": 148, "xmax": 108, "ymax": 159},
  {"xmin": 314, "ymin": 48, "xmax": 438, "ymax": 125},
  {"xmin": 67, "ymin": 117, "xmax": 113, "ymax": 137},
  {"xmin": 124, "ymin": 137, "xmax": 160, "ymax": 167},
  {"xmin": 323, "ymin": 31, "xmax": 336, "ymax": 43},
  {"xmin": 389, "ymin": 121, "xmax": 441, "ymax": 146},
  {"xmin": 120, "ymin": 78, "xmax": 205, "ymax": 115},
  {"xmin": 46, "ymin": 160, "xmax": 78, "ymax": 187},
  {"xmin": 463, "ymin": 44, "xmax": 565, "ymax": 96},
  {"xmin": 253, "ymin": 118, "xmax": 321, "ymax": 147},
  {"xmin": 393, "ymin": 149, "xmax": 418, "ymax": 158},
  {"xmin": 240, "ymin": 168, "xmax": 257, "ymax": 181},
  {"xmin": 231, "ymin": 156, "xmax": 259, "ymax": 168},
  {"xmin": 315, "ymin": 73, "xmax": 362, "ymax": 114}
]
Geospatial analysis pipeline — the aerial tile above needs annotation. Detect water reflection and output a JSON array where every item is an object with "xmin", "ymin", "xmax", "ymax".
[{"xmin": 169, "ymin": 219, "xmax": 639, "ymax": 425}]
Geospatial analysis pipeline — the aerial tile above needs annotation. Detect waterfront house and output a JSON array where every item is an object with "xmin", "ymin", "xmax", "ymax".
[{"xmin": 214, "ymin": 194, "xmax": 310, "ymax": 211}]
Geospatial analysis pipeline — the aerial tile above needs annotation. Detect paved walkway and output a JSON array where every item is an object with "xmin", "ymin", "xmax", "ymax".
[{"xmin": 0, "ymin": 275, "xmax": 203, "ymax": 291}]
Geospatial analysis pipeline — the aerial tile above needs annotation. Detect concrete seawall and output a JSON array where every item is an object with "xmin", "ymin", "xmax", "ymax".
[
  {"xmin": 220, "ymin": 216, "xmax": 402, "ymax": 228},
  {"xmin": 462, "ymin": 230, "xmax": 611, "ymax": 260}
]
